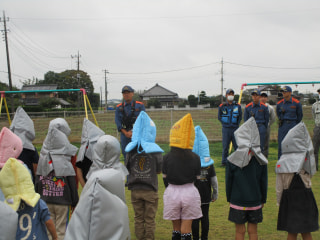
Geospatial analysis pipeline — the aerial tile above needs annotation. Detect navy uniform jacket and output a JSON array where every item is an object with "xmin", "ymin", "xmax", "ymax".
[
  {"xmin": 218, "ymin": 102, "xmax": 242, "ymax": 128},
  {"xmin": 115, "ymin": 100, "xmax": 145, "ymax": 132},
  {"xmin": 244, "ymin": 102, "xmax": 269, "ymax": 128},
  {"xmin": 276, "ymin": 97, "xmax": 303, "ymax": 124}
]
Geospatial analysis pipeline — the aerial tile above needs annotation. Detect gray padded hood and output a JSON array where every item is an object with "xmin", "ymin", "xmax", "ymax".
[
  {"xmin": 77, "ymin": 118, "xmax": 105, "ymax": 162},
  {"xmin": 37, "ymin": 118, "xmax": 78, "ymax": 177},
  {"xmin": 275, "ymin": 122, "xmax": 316, "ymax": 176},
  {"xmin": 228, "ymin": 117, "xmax": 268, "ymax": 168},
  {"xmin": 0, "ymin": 201, "xmax": 18, "ymax": 240},
  {"xmin": 86, "ymin": 135, "xmax": 128, "ymax": 180},
  {"xmin": 9, "ymin": 106, "xmax": 35, "ymax": 150},
  {"xmin": 64, "ymin": 169, "xmax": 130, "ymax": 240}
]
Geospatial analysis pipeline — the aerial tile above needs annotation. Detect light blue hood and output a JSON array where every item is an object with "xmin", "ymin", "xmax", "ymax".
[
  {"xmin": 125, "ymin": 111, "xmax": 163, "ymax": 154},
  {"xmin": 192, "ymin": 125, "xmax": 214, "ymax": 167}
]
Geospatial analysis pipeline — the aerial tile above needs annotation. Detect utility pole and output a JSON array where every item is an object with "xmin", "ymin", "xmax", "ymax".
[
  {"xmin": 1, "ymin": 11, "xmax": 14, "ymax": 113},
  {"xmin": 103, "ymin": 69, "xmax": 108, "ymax": 112},
  {"xmin": 100, "ymin": 86, "xmax": 102, "ymax": 110},
  {"xmin": 71, "ymin": 51, "xmax": 81, "ymax": 111},
  {"xmin": 220, "ymin": 58, "xmax": 224, "ymax": 103}
]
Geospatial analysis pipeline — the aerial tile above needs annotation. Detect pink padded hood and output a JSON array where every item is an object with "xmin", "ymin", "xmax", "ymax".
[{"xmin": 0, "ymin": 127, "xmax": 23, "ymax": 168}]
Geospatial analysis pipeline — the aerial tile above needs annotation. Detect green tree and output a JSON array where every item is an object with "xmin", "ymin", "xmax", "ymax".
[
  {"xmin": 38, "ymin": 70, "xmax": 96, "ymax": 107},
  {"xmin": 188, "ymin": 95, "xmax": 198, "ymax": 107},
  {"xmin": 199, "ymin": 91, "xmax": 209, "ymax": 104},
  {"xmin": 39, "ymin": 97, "xmax": 60, "ymax": 109},
  {"xmin": 147, "ymin": 98, "xmax": 162, "ymax": 108},
  {"xmin": 20, "ymin": 77, "xmax": 39, "ymax": 86},
  {"xmin": 208, "ymin": 95, "xmax": 221, "ymax": 108}
]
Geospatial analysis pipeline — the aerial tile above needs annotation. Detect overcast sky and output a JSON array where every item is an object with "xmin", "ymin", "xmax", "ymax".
[{"xmin": 1, "ymin": 0, "xmax": 320, "ymax": 100}]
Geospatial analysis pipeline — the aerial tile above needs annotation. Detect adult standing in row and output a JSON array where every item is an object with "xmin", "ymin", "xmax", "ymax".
[
  {"xmin": 276, "ymin": 86, "xmax": 303, "ymax": 159},
  {"xmin": 260, "ymin": 92, "xmax": 276, "ymax": 158},
  {"xmin": 244, "ymin": 89, "xmax": 269, "ymax": 151},
  {"xmin": 312, "ymin": 88, "xmax": 320, "ymax": 171},
  {"xmin": 218, "ymin": 89, "xmax": 242, "ymax": 167},
  {"xmin": 115, "ymin": 85, "xmax": 145, "ymax": 160}
]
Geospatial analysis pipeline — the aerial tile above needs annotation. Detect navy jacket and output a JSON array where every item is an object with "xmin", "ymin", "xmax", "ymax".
[{"xmin": 226, "ymin": 157, "xmax": 268, "ymax": 207}]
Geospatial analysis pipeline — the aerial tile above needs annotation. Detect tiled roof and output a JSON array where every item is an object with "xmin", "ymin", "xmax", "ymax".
[
  {"xmin": 141, "ymin": 83, "xmax": 178, "ymax": 97},
  {"xmin": 21, "ymin": 84, "xmax": 58, "ymax": 91}
]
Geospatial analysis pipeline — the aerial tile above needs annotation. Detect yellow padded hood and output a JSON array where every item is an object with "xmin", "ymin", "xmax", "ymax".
[
  {"xmin": 0, "ymin": 158, "xmax": 40, "ymax": 211},
  {"xmin": 169, "ymin": 113, "xmax": 195, "ymax": 149}
]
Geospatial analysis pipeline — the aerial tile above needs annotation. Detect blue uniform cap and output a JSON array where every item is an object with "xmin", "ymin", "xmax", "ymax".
[
  {"xmin": 280, "ymin": 86, "xmax": 292, "ymax": 92},
  {"xmin": 226, "ymin": 88, "xmax": 234, "ymax": 95},
  {"xmin": 251, "ymin": 89, "xmax": 261, "ymax": 96},
  {"xmin": 122, "ymin": 85, "xmax": 134, "ymax": 93}
]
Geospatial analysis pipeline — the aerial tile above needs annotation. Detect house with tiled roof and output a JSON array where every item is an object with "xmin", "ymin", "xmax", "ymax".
[
  {"xmin": 21, "ymin": 84, "xmax": 70, "ymax": 106},
  {"xmin": 140, "ymin": 83, "xmax": 180, "ymax": 108}
]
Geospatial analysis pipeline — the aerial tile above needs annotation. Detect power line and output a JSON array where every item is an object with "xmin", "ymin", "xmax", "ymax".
[
  {"xmin": 224, "ymin": 61, "xmax": 320, "ymax": 70},
  {"xmin": 9, "ymin": 20, "xmax": 68, "ymax": 59},
  {"xmin": 9, "ymin": 8, "xmax": 320, "ymax": 21},
  {"xmin": 109, "ymin": 62, "xmax": 220, "ymax": 75},
  {"xmin": 0, "ymin": 70, "xmax": 29, "ymax": 80}
]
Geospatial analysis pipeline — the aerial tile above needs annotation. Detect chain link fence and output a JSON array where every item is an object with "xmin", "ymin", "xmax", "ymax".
[{"xmin": 0, "ymin": 106, "xmax": 314, "ymax": 145}]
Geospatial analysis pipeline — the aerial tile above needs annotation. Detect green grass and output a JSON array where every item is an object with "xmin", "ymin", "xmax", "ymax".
[{"xmin": 124, "ymin": 142, "xmax": 320, "ymax": 240}]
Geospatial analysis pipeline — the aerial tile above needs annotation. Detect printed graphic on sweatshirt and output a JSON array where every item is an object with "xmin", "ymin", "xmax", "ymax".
[
  {"xmin": 133, "ymin": 155, "xmax": 151, "ymax": 180},
  {"xmin": 39, "ymin": 172, "xmax": 65, "ymax": 197}
]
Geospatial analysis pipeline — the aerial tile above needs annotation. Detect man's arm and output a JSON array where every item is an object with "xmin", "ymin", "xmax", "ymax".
[
  {"xmin": 238, "ymin": 104, "xmax": 242, "ymax": 124},
  {"xmin": 297, "ymin": 102, "xmax": 303, "ymax": 123},
  {"xmin": 115, "ymin": 107, "xmax": 123, "ymax": 132},
  {"xmin": 121, "ymin": 128, "xmax": 132, "ymax": 138}
]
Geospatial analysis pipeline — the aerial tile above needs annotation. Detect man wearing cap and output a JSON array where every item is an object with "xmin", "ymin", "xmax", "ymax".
[
  {"xmin": 218, "ymin": 88, "xmax": 242, "ymax": 167},
  {"xmin": 244, "ymin": 89, "xmax": 269, "ymax": 151},
  {"xmin": 115, "ymin": 85, "xmax": 145, "ymax": 160},
  {"xmin": 260, "ymin": 92, "xmax": 276, "ymax": 158},
  {"xmin": 276, "ymin": 86, "xmax": 303, "ymax": 159},
  {"xmin": 311, "ymin": 89, "xmax": 320, "ymax": 170}
]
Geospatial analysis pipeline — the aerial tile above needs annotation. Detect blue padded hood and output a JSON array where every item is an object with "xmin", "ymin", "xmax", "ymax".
[
  {"xmin": 125, "ymin": 111, "xmax": 163, "ymax": 154},
  {"xmin": 193, "ymin": 125, "xmax": 214, "ymax": 167}
]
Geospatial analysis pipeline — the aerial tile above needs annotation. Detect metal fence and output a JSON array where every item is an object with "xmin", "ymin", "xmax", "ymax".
[{"xmin": 0, "ymin": 106, "xmax": 314, "ymax": 145}]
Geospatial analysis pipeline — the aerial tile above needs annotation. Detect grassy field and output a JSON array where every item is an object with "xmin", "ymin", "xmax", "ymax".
[
  {"xmin": 26, "ymin": 106, "xmax": 317, "ymax": 239},
  {"xmin": 122, "ymin": 142, "xmax": 320, "ymax": 240}
]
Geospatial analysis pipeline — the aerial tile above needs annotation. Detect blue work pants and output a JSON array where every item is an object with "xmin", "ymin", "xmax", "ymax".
[
  {"xmin": 222, "ymin": 127, "xmax": 238, "ymax": 164},
  {"xmin": 278, "ymin": 122, "xmax": 297, "ymax": 159},
  {"xmin": 120, "ymin": 132, "xmax": 131, "ymax": 163}
]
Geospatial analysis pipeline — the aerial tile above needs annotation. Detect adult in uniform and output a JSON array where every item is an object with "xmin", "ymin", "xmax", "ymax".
[
  {"xmin": 260, "ymin": 92, "xmax": 276, "ymax": 158},
  {"xmin": 276, "ymin": 86, "xmax": 303, "ymax": 159},
  {"xmin": 311, "ymin": 88, "xmax": 320, "ymax": 170},
  {"xmin": 218, "ymin": 89, "xmax": 242, "ymax": 166},
  {"xmin": 115, "ymin": 85, "xmax": 145, "ymax": 160},
  {"xmin": 244, "ymin": 89, "xmax": 269, "ymax": 150}
]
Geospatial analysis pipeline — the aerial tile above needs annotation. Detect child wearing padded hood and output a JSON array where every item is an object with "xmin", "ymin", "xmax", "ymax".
[
  {"xmin": 65, "ymin": 135, "xmax": 130, "ymax": 240},
  {"xmin": 35, "ymin": 118, "xmax": 79, "ymax": 240},
  {"xmin": 275, "ymin": 122, "xmax": 318, "ymax": 240},
  {"xmin": 0, "ymin": 127, "xmax": 25, "ymax": 201},
  {"xmin": 125, "ymin": 111, "xmax": 163, "ymax": 240},
  {"xmin": 76, "ymin": 118, "xmax": 105, "ymax": 187},
  {"xmin": 10, "ymin": 106, "xmax": 39, "ymax": 183},
  {"xmin": 226, "ymin": 117, "xmax": 268, "ymax": 240},
  {"xmin": 86, "ymin": 134, "xmax": 129, "ymax": 181},
  {"xmin": 0, "ymin": 127, "xmax": 57, "ymax": 240},
  {"xmin": 191, "ymin": 126, "xmax": 218, "ymax": 240},
  {"xmin": 162, "ymin": 113, "xmax": 202, "ymax": 240}
]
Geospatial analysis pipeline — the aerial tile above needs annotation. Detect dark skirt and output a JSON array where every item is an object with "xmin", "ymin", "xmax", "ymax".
[{"xmin": 277, "ymin": 174, "xmax": 319, "ymax": 233}]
